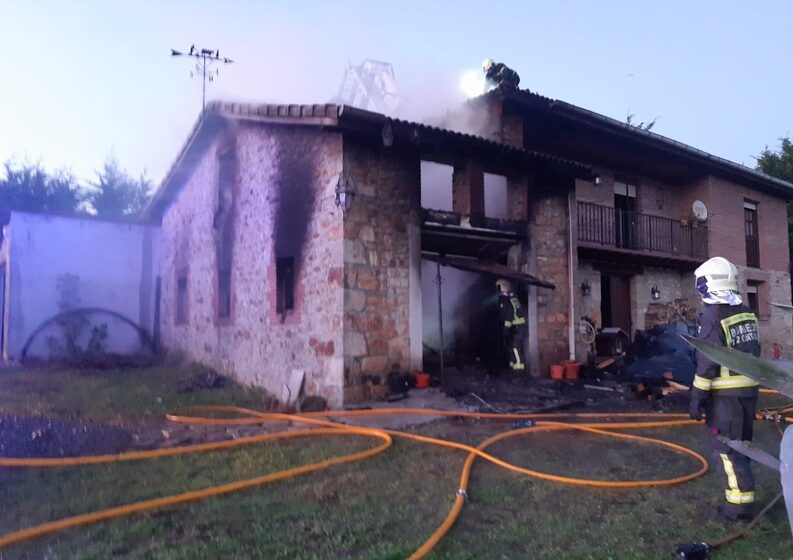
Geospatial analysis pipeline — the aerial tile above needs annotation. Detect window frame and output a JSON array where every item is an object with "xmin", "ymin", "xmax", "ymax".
[
  {"xmin": 175, "ymin": 271, "xmax": 188, "ymax": 325},
  {"xmin": 276, "ymin": 256, "xmax": 296, "ymax": 314},
  {"xmin": 744, "ymin": 199, "xmax": 760, "ymax": 268}
]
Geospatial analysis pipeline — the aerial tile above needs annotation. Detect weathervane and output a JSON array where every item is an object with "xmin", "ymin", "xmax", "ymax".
[{"xmin": 171, "ymin": 45, "xmax": 234, "ymax": 116}]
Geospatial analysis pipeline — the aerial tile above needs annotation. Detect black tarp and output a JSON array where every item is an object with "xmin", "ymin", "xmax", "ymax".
[{"xmin": 622, "ymin": 322, "xmax": 699, "ymax": 385}]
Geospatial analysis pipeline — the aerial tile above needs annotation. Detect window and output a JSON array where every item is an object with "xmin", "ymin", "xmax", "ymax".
[
  {"xmin": 176, "ymin": 274, "xmax": 188, "ymax": 325},
  {"xmin": 746, "ymin": 281, "xmax": 762, "ymax": 316},
  {"xmin": 217, "ymin": 152, "xmax": 234, "ymax": 215},
  {"xmin": 420, "ymin": 161, "xmax": 453, "ymax": 211},
  {"xmin": 218, "ymin": 267, "xmax": 231, "ymax": 318},
  {"xmin": 217, "ymin": 226, "xmax": 233, "ymax": 319},
  {"xmin": 484, "ymin": 173, "xmax": 508, "ymax": 219},
  {"xmin": 215, "ymin": 143, "xmax": 235, "ymax": 319},
  {"xmin": 744, "ymin": 200, "xmax": 760, "ymax": 267},
  {"xmin": 276, "ymin": 257, "xmax": 295, "ymax": 313}
]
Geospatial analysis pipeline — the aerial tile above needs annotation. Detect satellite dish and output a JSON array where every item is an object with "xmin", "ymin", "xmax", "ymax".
[{"xmin": 692, "ymin": 200, "xmax": 708, "ymax": 221}]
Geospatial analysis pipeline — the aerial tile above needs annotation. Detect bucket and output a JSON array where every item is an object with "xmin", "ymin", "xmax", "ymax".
[
  {"xmin": 562, "ymin": 360, "xmax": 581, "ymax": 381},
  {"xmin": 550, "ymin": 364, "xmax": 565, "ymax": 380},
  {"xmin": 414, "ymin": 371, "xmax": 431, "ymax": 389}
]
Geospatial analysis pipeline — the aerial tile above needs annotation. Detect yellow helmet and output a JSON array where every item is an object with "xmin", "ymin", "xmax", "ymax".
[
  {"xmin": 495, "ymin": 278, "xmax": 512, "ymax": 293},
  {"xmin": 482, "ymin": 58, "xmax": 494, "ymax": 72}
]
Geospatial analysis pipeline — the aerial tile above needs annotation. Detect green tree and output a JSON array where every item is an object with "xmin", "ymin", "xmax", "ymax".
[
  {"xmin": 87, "ymin": 158, "xmax": 151, "ymax": 218},
  {"xmin": 756, "ymin": 137, "xmax": 793, "ymax": 251},
  {"xmin": 0, "ymin": 160, "xmax": 83, "ymax": 214}
]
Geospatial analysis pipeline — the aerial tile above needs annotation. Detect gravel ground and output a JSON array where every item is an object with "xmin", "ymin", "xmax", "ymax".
[{"xmin": 0, "ymin": 414, "xmax": 132, "ymax": 458}]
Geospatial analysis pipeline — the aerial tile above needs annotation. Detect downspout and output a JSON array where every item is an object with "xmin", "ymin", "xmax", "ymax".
[{"xmin": 567, "ymin": 192, "xmax": 576, "ymax": 361}]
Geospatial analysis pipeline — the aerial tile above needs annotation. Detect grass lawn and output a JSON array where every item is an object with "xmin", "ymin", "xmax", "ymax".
[{"xmin": 0, "ymin": 366, "xmax": 791, "ymax": 559}]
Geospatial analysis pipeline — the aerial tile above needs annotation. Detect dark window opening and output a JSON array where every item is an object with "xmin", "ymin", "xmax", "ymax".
[
  {"xmin": 218, "ymin": 268, "xmax": 231, "ymax": 318},
  {"xmin": 613, "ymin": 181, "xmax": 637, "ymax": 249},
  {"xmin": 218, "ymin": 228, "xmax": 233, "ymax": 319},
  {"xmin": 276, "ymin": 257, "xmax": 295, "ymax": 313},
  {"xmin": 215, "ymin": 143, "xmax": 235, "ymax": 319},
  {"xmin": 217, "ymin": 152, "xmax": 234, "ymax": 216},
  {"xmin": 176, "ymin": 275, "xmax": 188, "ymax": 325},
  {"xmin": 746, "ymin": 281, "xmax": 760, "ymax": 315},
  {"xmin": 744, "ymin": 201, "xmax": 760, "ymax": 268}
]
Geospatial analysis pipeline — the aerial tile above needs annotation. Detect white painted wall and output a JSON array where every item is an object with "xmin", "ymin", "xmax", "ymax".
[{"xmin": 2, "ymin": 212, "xmax": 161, "ymax": 359}]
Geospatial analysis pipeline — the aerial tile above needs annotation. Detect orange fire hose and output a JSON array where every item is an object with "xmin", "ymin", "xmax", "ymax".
[{"xmin": 0, "ymin": 407, "xmax": 711, "ymax": 557}]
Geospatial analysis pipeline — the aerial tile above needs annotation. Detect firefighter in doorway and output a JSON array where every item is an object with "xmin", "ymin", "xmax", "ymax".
[
  {"xmin": 689, "ymin": 256, "xmax": 760, "ymax": 522},
  {"xmin": 496, "ymin": 278, "xmax": 527, "ymax": 371}
]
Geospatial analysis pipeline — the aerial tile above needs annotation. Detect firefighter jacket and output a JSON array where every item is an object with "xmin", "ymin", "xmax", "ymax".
[
  {"xmin": 692, "ymin": 303, "xmax": 761, "ymax": 399},
  {"xmin": 486, "ymin": 63, "xmax": 520, "ymax": 89},
  {"xmin": 499, "ymin": 292, "xmax": 527, "ymax": 330}
]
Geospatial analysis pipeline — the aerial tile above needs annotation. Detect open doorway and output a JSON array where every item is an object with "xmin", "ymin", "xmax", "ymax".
[
  {"xmin": 421, "ymin": 261, "xmax": 509, "ymax": 373},
  {"xmin": 601, "ymin": 274, "xmax": 632, "ymax": 333}
]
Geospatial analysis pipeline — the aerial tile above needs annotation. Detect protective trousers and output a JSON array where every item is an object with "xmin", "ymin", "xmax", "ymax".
[
  {"xmin": 505, "ymin": 325, "xmax": 527, "ymax": 371},
  {"xmin": 707, "ymin": 395, "xmax": 757, "ymax": 507}
]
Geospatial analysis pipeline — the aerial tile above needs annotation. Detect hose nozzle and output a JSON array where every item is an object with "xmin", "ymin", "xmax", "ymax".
[{"xmin": 676, "ymin": 542, "xmax": 710, "ymax": 559}]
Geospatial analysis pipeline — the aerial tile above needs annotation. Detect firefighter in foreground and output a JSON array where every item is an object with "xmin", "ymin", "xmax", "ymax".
[
  {"xmin": 482, "ymin": 58, "xmax": 521, "ymax": 90},
  {"xmin": 689, "ymin": 256, "xmax": 761, "ymax": 522},
  {"xmin": 496, "ymin": 279, "xmax": 527, "ymax": 371}
]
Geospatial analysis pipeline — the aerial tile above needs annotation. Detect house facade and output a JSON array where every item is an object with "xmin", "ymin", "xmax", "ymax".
[
  {"xmin": 467, "ymin": 89, "xmax": 793, "ymax": 362},
  {"xmin": 146, "ymin": 102, "xmax": 590, "ymax": 407},
  {"xmin": 146, "ymin": 91, "xmax": 793, "ymax": 407}
]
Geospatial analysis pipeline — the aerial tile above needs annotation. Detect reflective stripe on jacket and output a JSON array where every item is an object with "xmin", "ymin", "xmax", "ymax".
[
  {"xmin": 499, "ymin": 293, "xmax": 526, "ymax": 328},
  {"xmin": 692, "ymin": 304, "xmax": 760, "ymax": 398}
]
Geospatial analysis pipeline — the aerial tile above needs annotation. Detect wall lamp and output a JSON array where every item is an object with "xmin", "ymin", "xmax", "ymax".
[
  {"xmin": 581, "ymin": 282, "xmax": 591, "ymax": 297},
  {"xmin": 651, "ymin": 285, "xmax": 661, "ymax": 300},
  {"xmin": 335, "ymin": 171, "xmax": 356, "ymax": 216}
]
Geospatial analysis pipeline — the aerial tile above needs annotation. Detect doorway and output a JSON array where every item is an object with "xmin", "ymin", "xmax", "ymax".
[
  {"xmin": 614, "ymin": 181, "xmax": 637, "ymax": 249},
  {"xmin": 601, "ymin": 274, "xmax": 632, "ymax": 333}
]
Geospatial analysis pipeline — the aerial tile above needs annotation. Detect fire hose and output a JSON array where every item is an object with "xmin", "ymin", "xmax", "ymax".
[{"xmin": 0, "ymin": 406, "xmax": 784, "ymax": 558}]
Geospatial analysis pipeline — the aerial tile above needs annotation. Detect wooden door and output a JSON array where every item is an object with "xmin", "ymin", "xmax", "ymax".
[{"xmin": 601, "ymin": 274, "xmax": 632, "ymax": 333}]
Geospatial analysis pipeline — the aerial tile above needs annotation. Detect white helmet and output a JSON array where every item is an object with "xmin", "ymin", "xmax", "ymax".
[
  {"xmin": 694, "ymin": 256, "xmax": 739, "ymax": 296},
  {"xmin": 482, "ymin": 58, "xmax": 494, "ymax": 72},
  {"xmin": 495, "ymin": 278, "xmax": 512, "ymax": 293}
]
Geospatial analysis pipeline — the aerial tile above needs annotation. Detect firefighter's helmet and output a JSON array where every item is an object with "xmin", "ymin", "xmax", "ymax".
[
  {"xmin": 495, "ymin": 278, "xmax": 512, "ymax": 293},
  {"xmin": 694, "ymin": 256, "xmax": 739, "ymax": 296},
  {"xmin": 482, "ymin": 58, "xmax": 494, "ymax": 72}
]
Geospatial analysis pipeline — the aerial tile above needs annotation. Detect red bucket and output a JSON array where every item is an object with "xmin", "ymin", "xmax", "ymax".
[
  {"xmin": 550, "ymin": 364, "xmax": 565, "ymax": 380},
  {"xmin": 562, "ymin": 360, "xmax": 581, "ymax": 381},
  {"xmin": 414, "ymin": 371, "xmax": 430, "ymax": 389}
]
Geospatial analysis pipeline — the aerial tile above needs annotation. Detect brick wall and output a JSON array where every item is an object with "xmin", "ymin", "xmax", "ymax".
[
  {"xmin": 529, "ymin": 193, "xmax": 573, "ymax": 374},
  {"xmin": 704, "ymin": 176, "xmax": 790, "ymax": 271},
  {"xmin": 629, "ymin": 268, "xmax": 690, "ymax": 331},
  {"xmin": 160, "ymin": 123, "xmax": 346, "ymax": 407},
  {"xmin": 576, "ymin": 170, "xmax": 692, "ymax": 220},
  {"xmin": 342, "ymin": 141, "xmax": 420, "ymax": 402}
]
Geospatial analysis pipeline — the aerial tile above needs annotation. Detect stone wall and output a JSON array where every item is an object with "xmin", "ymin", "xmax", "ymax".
[
  {"xmin": 342, "ymin": 141, "xmax": 420, "ymax": 402},
  {"xmin": 630, "ymin": 267, "xmax": 691, "ymax": 332},
  {"xmin": 160, "ymin": 123, "xmax": 346, "ymax": 407}
]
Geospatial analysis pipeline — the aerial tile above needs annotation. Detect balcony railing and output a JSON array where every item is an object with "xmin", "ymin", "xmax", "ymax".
[{"xmin": 577, "ymin": 201, "xmax": 708, "ymax": 261}]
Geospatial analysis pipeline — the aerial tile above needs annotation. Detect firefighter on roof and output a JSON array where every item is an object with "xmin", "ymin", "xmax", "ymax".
[
  {"xmin": 496, "ymin": 278, "xmax": 527, "ymax": 371},
  {"xmin": 689, "ymin": 256, "xmax": 760, "ymax": 522},
  {"xmin": 482, "ymin": 58, "xmax": 521, "ymax": 90}
]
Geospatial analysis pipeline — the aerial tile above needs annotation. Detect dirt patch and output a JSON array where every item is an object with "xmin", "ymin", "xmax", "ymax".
[
  {"xmin": 442, "ymin": 366, "xmax": 689, "ymax": 414},
  {"xmin": 0, "ymin": 413, "xmax": 132, "ymax": 459}
]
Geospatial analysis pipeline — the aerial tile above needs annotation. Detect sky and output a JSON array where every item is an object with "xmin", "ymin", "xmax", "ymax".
[{"xmin": 1, "ymin": 0, "xmax": 792, "ymax": 185}]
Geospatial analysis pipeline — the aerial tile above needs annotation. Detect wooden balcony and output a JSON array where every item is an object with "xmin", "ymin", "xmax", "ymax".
[{"xmin": 577, "ymin": 201, "xmax": 708, "ymax": 266}]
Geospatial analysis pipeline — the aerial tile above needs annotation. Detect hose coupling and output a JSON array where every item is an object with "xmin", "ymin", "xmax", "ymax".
[{"xmin": 456, "ymin": 489, "xmax": 469, "ymax": 501}]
